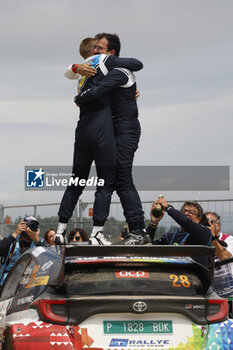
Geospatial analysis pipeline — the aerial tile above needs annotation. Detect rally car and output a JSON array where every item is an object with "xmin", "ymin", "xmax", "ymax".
[{"xmin": 0, "ymin": 244, "xmax": 232, "ymax": 350}]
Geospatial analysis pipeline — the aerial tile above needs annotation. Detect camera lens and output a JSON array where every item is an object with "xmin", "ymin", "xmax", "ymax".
[{"xmin": 28, "ymin": 221, "xmax": 39, "ymax": 232}]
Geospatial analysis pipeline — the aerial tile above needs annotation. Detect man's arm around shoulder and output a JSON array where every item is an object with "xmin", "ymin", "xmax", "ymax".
[{"xmin": 105, "ymin": 55, "xmax": 143, "ymax": 72}]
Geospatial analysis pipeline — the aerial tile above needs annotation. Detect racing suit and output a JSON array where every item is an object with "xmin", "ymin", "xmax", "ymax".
[
  {"xmin": 58, "ymin": 55, "xmax": 143, "ymax": 227},
  {"xmin": 148, "ymin": 207, "xmax": 212, "ymax": 267},
  {"xmin": 75, "ymin": 66, "xmax": 145, "ymax": 231}
]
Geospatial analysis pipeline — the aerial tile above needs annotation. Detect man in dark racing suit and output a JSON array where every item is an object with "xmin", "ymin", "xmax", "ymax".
[
  {"xmin": 75, "ymin": 33, "xmax": 149, "ymax": 245},
  {"xmin": 56, "ymin": 36, "xmax": 144, "ymax": 244},
  {"xmin": 147, "ymin": 197, "xmax": 212, "ymax": 267}
]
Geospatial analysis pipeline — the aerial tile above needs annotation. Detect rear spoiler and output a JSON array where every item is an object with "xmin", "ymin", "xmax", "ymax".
[
  {"xmin": 64, "ymin": 244, "xmax": 215, "ymax": 261},
  {"xmin": 63, "ymin": 245, "xmax": 215, "ymax": 286}
]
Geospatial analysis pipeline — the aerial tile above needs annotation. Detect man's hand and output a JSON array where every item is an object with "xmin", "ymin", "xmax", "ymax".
[
  {"xmin": 156, "ymin": 196, "xmax": 168, "ymax": 211},
  {"xmin": 26, "ymin": 227, "xmax": 40, "ymax": 242},
  {"xmin": 150, "ymin": 202, "xmax": 164, "ymax": 225},
  {"xmin": 135, "ymin": 89, "xmax": 140, "ymax": 100},
  {"xmin": 76, "ymin": 64, "xmax": 97, "ymax": 77},
  {"xmin": 12, "ymin": 221, "xmax": 27, "ymax": 239}
]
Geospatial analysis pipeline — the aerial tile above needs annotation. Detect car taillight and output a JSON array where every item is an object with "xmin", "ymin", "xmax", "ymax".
[
  {"xmin": 206, "ymin": 299, "xmax": 228, "ymax": 323},
  {"xmin": 32, "ymin": 299, "xmax": 68, "ymax": 324}
]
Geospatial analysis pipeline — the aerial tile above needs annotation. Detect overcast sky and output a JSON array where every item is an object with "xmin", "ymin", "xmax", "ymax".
[{"xmin": 1, "ymin": 0, "xmax": 233, "ymax": 208}]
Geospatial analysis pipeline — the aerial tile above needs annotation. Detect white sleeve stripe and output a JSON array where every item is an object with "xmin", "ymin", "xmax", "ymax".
[
  {"xmin": 114, "ymin": 68, "xmax": 136, "ymax": 88},
  {"xmin": 99, "ymin": 56, "xmax": 109, "ymax": 76},
  {"xmin": 115, "ymin": 67, "xmax": 130, "ymax": 77}
]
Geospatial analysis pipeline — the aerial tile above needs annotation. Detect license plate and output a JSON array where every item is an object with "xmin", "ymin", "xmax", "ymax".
[{"xmin": 103, "ymin": 320, "xmax": 173, "ymax": 334}]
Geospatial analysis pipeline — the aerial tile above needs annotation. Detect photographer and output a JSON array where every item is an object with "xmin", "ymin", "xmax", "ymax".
[
  {"xmin": 205, "ymin": 211, "xmax": 233, "ymax": 298},
  {"xmin": 0, "ymin": 216, "xmax": 40, "ymax": 285},
  {"xmin": 204, "ymin": 211, "xmax": 233, "ymax": 260}
]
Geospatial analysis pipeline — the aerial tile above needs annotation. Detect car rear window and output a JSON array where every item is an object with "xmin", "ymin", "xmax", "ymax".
[{"xmin": 57, "ymin": 266, "xmax": 207, "ymax": 296}]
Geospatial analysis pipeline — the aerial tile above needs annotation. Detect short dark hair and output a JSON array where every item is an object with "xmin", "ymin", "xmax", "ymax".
[
  {"xmin": 44, "ymin": 228, "xmax": 56, "ymax": 243},
  {"xmin": 181, "ymin": 201, "xmax": 203, "ymax": 217},
  {"xmin": 95, "ymin": 32, "xmax": 121, "ymax": 56},
  {"xmin": 79, "ymin": 37, "xmax": 96, "ymax": 59},
  {"xmin": 68, "ymin": 228, "xmax": 89, "ymax": 242}
]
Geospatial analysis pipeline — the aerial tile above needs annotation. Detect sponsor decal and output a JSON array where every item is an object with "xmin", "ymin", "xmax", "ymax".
[
  {"xmin": 20, "ymin": 277, "xmax": 30, "ymax": 284},
  {"xmin": 26, "ymin": 265, "xmax": 40, "ymax": 288},
  {"xmin": 32, "ymin": 247, "xmax": 46, "ymax": 257},
  {"xmin": 185, "ymin": 304, "xmax": 205, "ymax": 310},
  {"xmin": 109, "ymin": 339, "xmax": 129, "ymax": 347},
  {"xmin": 24, "ymin": 267, "xmax": 33, "ymax": 275},
  {"xmin": 41, "ymin": 260, "xmax": 54, "ymax": 271},
  {"xmin": 115, "ymin": 270, "xmax": 149, "ymax": 279},
  {"xmin": 29, "ymin": 275, "xmax": 50, "ymax": 287},
  {"xmin": 109, "ymin": 338, "xmax": 170, "ymax": 347},
  {"xmin": 17, "ymin": 295, "xmax": 34, "ymax": 305},
  {"xmin": 129, "ymin": 339, "xmax": 170, "ymax": 346},
  {"xmin": 74, "ymin": 256, "xmax": 189, "ymax": 266},
  {"xmin": 0, "ymin": 299, "xmax": 13, "ymax": 321}
]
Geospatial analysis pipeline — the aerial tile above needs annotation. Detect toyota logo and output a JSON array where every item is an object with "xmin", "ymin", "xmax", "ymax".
[{"xmin": 132, "ymin": 301, "xmax": 147, "ymax": 313}]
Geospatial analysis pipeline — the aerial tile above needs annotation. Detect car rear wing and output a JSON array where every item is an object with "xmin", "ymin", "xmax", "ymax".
[
  {"xmin": 61, "ymin": 245, "xmax": 215, "ymax": 287},
  {"xmin": 64, "ymin": 244, "xmax": 215, "ymax": 261}
]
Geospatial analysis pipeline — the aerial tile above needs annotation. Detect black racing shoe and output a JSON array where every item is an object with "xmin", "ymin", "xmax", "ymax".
[
  {"xmin": 54, "ymin": 230, "xmax": 67, "ymax": 245},
  {"xmin": 116, "ymin": 229, "xmax": 151, "ymax": 245}
]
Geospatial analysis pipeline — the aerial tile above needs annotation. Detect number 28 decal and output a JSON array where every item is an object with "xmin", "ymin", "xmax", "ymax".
[{"xmin": 169, "ymin": 274, "xmax": 191, "ymax": 288}]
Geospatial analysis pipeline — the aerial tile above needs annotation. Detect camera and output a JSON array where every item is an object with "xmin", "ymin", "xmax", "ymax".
[
  {"xmin": 21, "ymin": 216, "xmax": 40, "ymax": 242},
  {"xmin": 23, "ymin": 216, "xmax": 40, "ymax": 231}
]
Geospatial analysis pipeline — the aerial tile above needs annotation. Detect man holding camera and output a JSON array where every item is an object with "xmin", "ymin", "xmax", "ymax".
[
  {"xmin": 205, "ymin": 211, "xmax": 233, "ymax": 260},
  {"xmin": 205, "ymin": 211, "xmax": 233, "ymax": 297},
  {"xmin": 0, "ymin": 216, "xmax": 40, "ymax": 285}
]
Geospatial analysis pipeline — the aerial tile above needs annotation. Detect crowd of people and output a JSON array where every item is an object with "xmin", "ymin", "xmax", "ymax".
[
  {"xmin": 0, "ymin": 217, "xmax": 89, "ymax": 287},
  {"xmin": 1, "ymin": 197, "xmax": 233, "ymax": 294}
]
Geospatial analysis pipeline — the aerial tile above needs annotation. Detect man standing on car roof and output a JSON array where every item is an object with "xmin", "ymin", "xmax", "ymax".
[
  {"xmin": 147, "ymin": 197, "xmax": 212, "ymax": 267},
  {"xmin": 56, "ymin": 35, "xmax": 144, "ymax": 245},
  {"xmin": 75, "ymin": 33, "xmax": 149, "ymax": 246}
]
